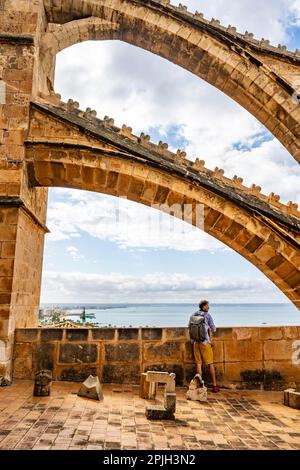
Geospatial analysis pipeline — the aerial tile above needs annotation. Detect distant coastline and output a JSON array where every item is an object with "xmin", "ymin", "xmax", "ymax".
[
  {"xmin": 39, "ymin": 303, "xmax": 300, "ymax": 328},
  {"xmin": 41, "ymin": 302, "xmax": 291, "ymax": 308}
]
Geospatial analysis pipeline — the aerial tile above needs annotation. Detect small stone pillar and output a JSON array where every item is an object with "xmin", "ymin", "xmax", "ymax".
[
  {"xmin": 149, "ymin": 381, "xmax": 158, "ymax": 399},
  {"xmin": 140, "ymin": 372, "xmax": 150, "ymax": 399},
  {"xmin": 33, "ymin": 370, "xmax": 52, "ymax": 396}
]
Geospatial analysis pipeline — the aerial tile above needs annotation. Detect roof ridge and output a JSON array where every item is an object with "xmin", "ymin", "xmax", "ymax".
[{"xmin": 153, "ymin": 0, "xmax": 300, "ymax": 60}]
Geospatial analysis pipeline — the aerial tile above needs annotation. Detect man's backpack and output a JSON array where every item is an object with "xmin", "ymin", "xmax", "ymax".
[{"xmin": 188, "ymin": 312, "xmax": 206, "ymax": 342}]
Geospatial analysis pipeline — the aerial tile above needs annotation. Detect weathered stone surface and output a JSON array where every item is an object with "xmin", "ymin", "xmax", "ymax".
[
  {"xmin": 144, "ymin": 364, "xmax": 184, "ymax": 385},
  {"xmin": 41, "ymin": 329, "xmax": 63, "ymax": 342},
  {"xmin": 11, "ymin": 326, "xmax": 300, "ymax": 388},
  {"xmin": 240, "ymin": 368, "xmax": 265, "ymax": 389},
  {"xmin": 225, "ymin": 340, "xmax": 263, "ymax": 362},
  {"xmin": 142, "ymin": 328, "xmax": 162, "ymax": 341},
  {"xmin": 213, "ymin": 328, "xmax": 233, "ymax": 340},
  {"xmin": 14, "ymin": 342, "xmax": 32, "ymax": 358},
  {"xmin": 234, "ymin": 328, "xmax": 259, "ymax": 341},
  {"xmin": 145, "ymin": 371, "xmax": 176, "ymax": 402},
  {"xmin": 264, "ymin": 340, "xmax": 295, "ymax": 361},
  {"xmin": 140, "ymin": 372, "xmax": 150, "ymax": 399},
  {"xmin": 33, "ymin": 370, "xmax": 52, "ymax": 396},
  {"xmin": 105, "ymin": 343, "xmax": 140, "ymax": 362},
  {"xmin": 146, "ymin": 371, "xmax": 169, "ymax": 382},
  {"xmin": 59, "ymin": 343, "xmax": 97, "ymax": 364},
  {"xmin": 0, "ymin": 375, "xmax": 11, "ymax": 386},
  {"xmin": 225, "ymin": 362, "xmax": 264, "ymax": 383},
  {"xmin": 13, "ymin": 356, "xmax": 33, "ymax": 380},
  {"xmin": 92, "ymin": 329, "xmax": 115, "ymax": 340},
  {"xmin": 283, "ymin": 327, "xmax": 299, "ymax": 339},
  {"xmin": 202, "ymin": 364, "xmax": 224, "ymax": 385},
  {"xmin": 66, "ymin": 329, "xmax": 89, "ymax": 341},
  {"xmin": 144, "ymin": 341, "xmax": 182, "ymax": 362},
  {"xmin": 212, "ymin": 342, "xmax": 223, "ymax": 363},
  {"xmin": 184, "ymin": 341, "xmax": 194, "ymax": 362},
  {"xmin": 284, "ymin": 389, "xmax": 300, "ymax": 409},
  {"xmin": 259, "ymin": 328, "xmax": 283, "ymax": 340},
  {"xmin": 146, "ymin": 405, "xmax": 175, "ymax": 420},
  {"xmin": 13, "ymin": 342, "xmax": 33, "ymax": 379},
  {"xmin": 59, "ymin": 367, "xmax": 98, "ymax": 382},
  {"xmin": 164, "ymin": 328, "xmax": 186, "ymax": 339},
  {"xmin": 239, "ymin": 368, "xmax": 284, "ymax": 390},
  {"xmin": 186, "ymin": 374, "xmax": 208, "ymax": 402},
  {"xmin": 34, "ymin": 343, "xmax": 55, "ymax": 371},
  {"xmin": 103, "ymin": 364, "xmax": 140, "ymax": 384},
  {"xmin": 264, "ymin": 369, "xmax": 285, "ymax": 391},
  {"xmin": 264, "ymin": 361, "xmax": 300, "ymax": 388},
  {"xmin": 77, "ymin": 375, "xmax": 103, "ymax": 401},
  {"xmin": 118, "ymin": 329, "xmax": 139, "ymax": 340},
  {"xmin": 185, "ymin": 364, "xmax": 198, "ymax": 383},
  {"xmin": 15, "ymin": 329, "xmax": 38, "ymax": 342},
  {"xmin": 164, "ymin": 392, "xmax": 176, "ymax": 413},
  {"xmin": 148, "ymin": 381, "xmax": 157, "ymax": 400}
]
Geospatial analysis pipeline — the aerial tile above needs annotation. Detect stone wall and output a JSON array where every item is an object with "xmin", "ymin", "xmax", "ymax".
[
  {"xmin": 0, "ymin": 0, "xmax": 49, "ymax": 380},
  {"xmin": 13, "ymin": 326, "xmax": 300, "ymax": 390}
]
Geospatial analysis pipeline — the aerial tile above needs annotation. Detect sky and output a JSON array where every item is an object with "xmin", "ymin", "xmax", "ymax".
[{"xmin": 40, "ymin": 0, "xmax": 300, "ymax": 305}]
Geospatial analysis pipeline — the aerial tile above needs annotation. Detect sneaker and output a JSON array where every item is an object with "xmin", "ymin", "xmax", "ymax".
[{"xmin": 212, "ymin": 385, "xmax": 220, "ymax": 393}]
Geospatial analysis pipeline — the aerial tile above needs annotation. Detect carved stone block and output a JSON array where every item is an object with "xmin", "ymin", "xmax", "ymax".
[
  {"xmin": 77, "ymin": 375, "xmax": 103, "ymax": 401},
  {"xmin": 144, "ymin": 370, "xmax": 176, "ymax": 420},
  {"xmin": 186, "ymin": 373, "xmax": 208, "ymax": 402},
  {"xmin": 164, "ymin": 391, "xmax": 176, "ymax": 413},
  {"xmin": 284, "ymin": 388, "xmax": 300, "ymax": 409},
  {"xmin": 145, "ymin": 405, "xmax": 175, "ymax": 420},
  {"xmin": 139, "ymin": 372, "xmax": 150, "ymax": 399},
  {"xmin": 33, "ymin": 369, "xmax": 52, "ymax": 396}
]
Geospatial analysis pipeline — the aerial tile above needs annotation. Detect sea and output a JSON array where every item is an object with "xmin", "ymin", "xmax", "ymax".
[{"xmin": 40, "ymin": 303, "xmax": 300, "ymax": 328}]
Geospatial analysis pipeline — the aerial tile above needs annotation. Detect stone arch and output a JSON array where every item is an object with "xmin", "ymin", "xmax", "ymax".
[
  {"xmin": 26, "ymin": 141, "xmax": 300, "ymax": 310},
  {"xmin": 39, "ymin": 0, "xmax": 300, "ymax": 162}
]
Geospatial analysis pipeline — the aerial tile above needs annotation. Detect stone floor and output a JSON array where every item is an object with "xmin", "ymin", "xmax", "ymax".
[{"xmin": 0, "ymin": 381, "xmax": 300, "ymax": 450}]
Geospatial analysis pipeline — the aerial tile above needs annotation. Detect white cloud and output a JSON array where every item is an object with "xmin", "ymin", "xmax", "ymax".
[
  {"xmin": 66, "ymin": 245, "xmax": 84, "ymax": 260},
  {"xmin": 47, "ymin": 188, "xmax": 224, "ymax": 251},
  {"xmin": 41, "ymin": 270, "xmax": 286, "ymax": 303}
]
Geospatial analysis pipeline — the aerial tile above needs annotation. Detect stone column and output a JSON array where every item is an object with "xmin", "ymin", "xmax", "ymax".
[{"xmin": 0, "ymin": 0, "xmax": 49, "ymax": 380}]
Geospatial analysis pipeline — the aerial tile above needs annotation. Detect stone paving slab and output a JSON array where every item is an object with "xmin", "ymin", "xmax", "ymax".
[{"xmin": 0, "ymin": 381, "xmax": 299, "ymax": 450}]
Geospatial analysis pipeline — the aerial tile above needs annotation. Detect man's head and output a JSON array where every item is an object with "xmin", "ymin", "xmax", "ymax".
[{"xmin": 199, "ymin": 300, "xmax": 209, "ymax": 312}]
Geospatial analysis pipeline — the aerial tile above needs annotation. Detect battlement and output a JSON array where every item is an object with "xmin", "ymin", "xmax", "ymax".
[{"xmin": 153, "ymin": 0, "xmax": 300, "ymax": 62}]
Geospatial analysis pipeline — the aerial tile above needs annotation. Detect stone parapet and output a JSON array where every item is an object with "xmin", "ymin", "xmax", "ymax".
[{"xmin": 13, "ymin": 326, "xmax": 300, "ymax": 390}]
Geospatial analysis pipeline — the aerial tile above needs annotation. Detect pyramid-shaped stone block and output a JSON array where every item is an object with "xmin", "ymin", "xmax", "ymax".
[{"xmin": 77, "ymin": 375, "xmax": 103, "ymax": 401}]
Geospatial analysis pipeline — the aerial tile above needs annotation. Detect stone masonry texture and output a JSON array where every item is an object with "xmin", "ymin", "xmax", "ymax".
[
  {"xmin": 13, "ymin": 326, "xmax": 300, "ymax": 390},
  {"xmin": 0, "ymin": 0, "xmax": 299, "ymax": 382}
]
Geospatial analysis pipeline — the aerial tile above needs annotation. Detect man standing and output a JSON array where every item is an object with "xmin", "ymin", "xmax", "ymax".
[{"xmin": 189, "ymin": 300, "xmax": 220, "ymax": 393}]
